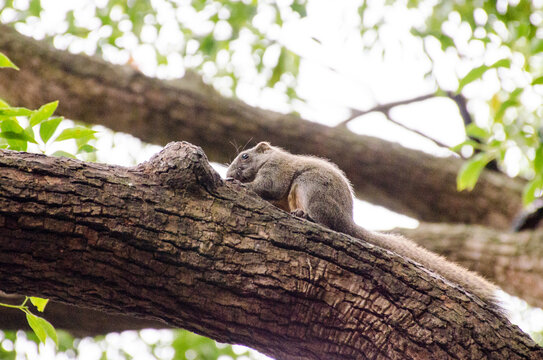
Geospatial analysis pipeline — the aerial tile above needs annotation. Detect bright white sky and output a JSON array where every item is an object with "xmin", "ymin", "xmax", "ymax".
[{"xmin": 2, "ymin": 0, "xmax": 543, "ymax": 357}]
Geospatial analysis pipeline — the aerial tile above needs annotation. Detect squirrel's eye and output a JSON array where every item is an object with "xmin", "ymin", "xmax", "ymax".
[{"xmin": 241, "ymin": 153, "xmax": 249, "ymax": 159}]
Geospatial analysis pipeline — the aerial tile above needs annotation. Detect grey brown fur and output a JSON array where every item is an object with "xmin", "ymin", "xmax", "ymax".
[{"xmin": 227, "ymin": 142, "xmax": 498, "ymax": 308}]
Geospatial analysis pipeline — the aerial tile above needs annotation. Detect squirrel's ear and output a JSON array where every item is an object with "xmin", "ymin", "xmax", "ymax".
[{"xmin": 255, "ymin": 142, "xmax": 271, "ymax": 152}]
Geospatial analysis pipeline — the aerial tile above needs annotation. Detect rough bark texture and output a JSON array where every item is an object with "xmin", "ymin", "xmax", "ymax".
[
  {"xmin": 0, "ymin": 143, "xmax": 541, "ymax": 360},
  {"xmin": 0, "ymin": 24, "xmax": 524, "ymax": 229},
  {"xmin": 0, "ymin": 293, "xmax": 168, "ymax": 337},
  {"xmin": 396, "ymin": 223, "xmax": 543, "ymax": 309}
]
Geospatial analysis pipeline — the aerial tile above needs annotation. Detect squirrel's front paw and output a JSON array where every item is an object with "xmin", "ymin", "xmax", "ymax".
[{"xmin": 291, "ymin": 209, "xmax": 314, "ymax": 223}]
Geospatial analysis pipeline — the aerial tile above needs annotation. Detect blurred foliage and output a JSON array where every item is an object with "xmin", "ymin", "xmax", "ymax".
[
  {"xmin": 406, "ymin": 0, "xmax": 543, "ymax": 203},
  {"xmin": 170, "ymin": 329, "xmax": 250, "ymax": 359},
  {"xmin": 0, "ymin": 328, "xmax": 261, "ymax": 359},
  {"xmin": 2, "ymin": 0, "xmax": 543, "ymax": 202},
  {"xmin": 354, "ymin": 0, "xmax": 543, "ymax": 203},
  {"xmin": 0, "ymin": 0, "xmax": 303, "ymax": 101}
]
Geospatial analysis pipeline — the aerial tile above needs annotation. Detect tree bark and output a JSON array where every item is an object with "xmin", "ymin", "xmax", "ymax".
[
  {"xmin": 0, "ymin": 143, "xmax": 541, "ymax": 359},
  {"xmin": 0, "ymin": 24, "xmax": 524, "ymax": 229},
  {"xmin": 396, "ymin": 223, "xmax": 543, "ymax": 309}
]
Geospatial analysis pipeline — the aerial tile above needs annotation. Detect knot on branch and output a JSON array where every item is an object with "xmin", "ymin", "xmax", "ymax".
[{"xmin": 136, "ymin": 141, "xmax": 222, "ymax": 191}]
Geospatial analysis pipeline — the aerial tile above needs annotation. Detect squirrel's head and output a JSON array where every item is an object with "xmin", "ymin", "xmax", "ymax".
[{"xmin": 226, "ymin": 142, "xmax": 273, "ymax": 182}]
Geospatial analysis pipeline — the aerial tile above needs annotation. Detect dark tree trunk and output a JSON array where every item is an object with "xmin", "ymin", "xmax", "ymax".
[
  {"xmin": 0, "ymin": 143, "xmax": 541, "ymax": 359},
  {"xmin": 0, "ymin": 24, "xmax": 524, "ymax": 229}
]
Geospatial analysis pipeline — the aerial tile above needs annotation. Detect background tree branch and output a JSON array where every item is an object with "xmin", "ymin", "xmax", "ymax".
[
  {"xmin": 395, "ymin": 223, "xmax": 543, "ymax": 309},
  {"xmin": 0, "ymin": 143, "xmax": 541, "ymax": 359},
  {"xmin": 0, "ymin": 25, "xmax": 525, "ymax": 229}
]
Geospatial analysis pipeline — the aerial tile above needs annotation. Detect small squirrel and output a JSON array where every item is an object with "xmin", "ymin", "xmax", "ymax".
[{"xmin": 227, "ymin": 142, "xmax": 498, "ymax": 308}]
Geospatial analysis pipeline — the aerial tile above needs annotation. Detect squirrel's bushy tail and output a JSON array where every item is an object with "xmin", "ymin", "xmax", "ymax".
[{"xmin": 347, "ymin": 224, "xmax": 500, "ymax": 310}]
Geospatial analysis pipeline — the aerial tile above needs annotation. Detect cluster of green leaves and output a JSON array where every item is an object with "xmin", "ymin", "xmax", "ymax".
[
  {"xmin": 360, "ymin": 0, "xmax": 543, "ymax": 205},
  {"xmin": 0, "ymin": 297, "xmax": 58, "ymax": 348},
  {"xmin": 0, "ymin": 51, "xmax": 97, "ymax": 349},
  {"xmin": 431, "ymin": 1, "xmax": 543, "ymax": 204},
  {"xmin": 1, "ymin": 0, "xmax": 305, "ymax": 101},
  {"xmin": 0, "ymin": 53, "xmax": 97, "ymax": 158}
]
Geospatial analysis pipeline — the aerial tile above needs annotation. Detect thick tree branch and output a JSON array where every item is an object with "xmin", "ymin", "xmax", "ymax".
[
  {"xmin": 0, "ymin": 143, "xmax": 541, "ymax": 359},
  {"xmin": 395, "ymin": 223, "xmax": 543, "ymax": 309},
  {"xmin": 0, "ymin": 25, "xmax": 525, "ymax": 229}
]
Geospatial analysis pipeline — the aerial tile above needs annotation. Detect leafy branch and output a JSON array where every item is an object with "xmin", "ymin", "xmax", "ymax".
[
  {"xmin": 0, "ymin": 296, "xmax": 58, "ymax": 347},
  {"xmin": 0, "ymin": 53, "xmax": 98, "ymax": 158},
  {"xmin": 0, "ymin": 51, "xmax": 94, "ymax": 351}
]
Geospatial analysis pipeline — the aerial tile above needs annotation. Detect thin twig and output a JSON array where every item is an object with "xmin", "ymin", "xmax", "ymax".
[
  {"xmin": 380, "ymin": 108, "xmax": 451, "ymax": 149},
  {"xmin": 446, "ymin": 91, "xmax": 473, "ymax": 126},
  {"xmin": 445, "ymin": 91, "xmax": 498, "ymax": 169},
  {"xmin": 337, "ymin": 93, "xmax": 437, "ymax": 127}
]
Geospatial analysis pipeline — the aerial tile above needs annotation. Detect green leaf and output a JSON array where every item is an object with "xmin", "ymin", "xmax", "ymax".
[
  {"xmin": 6, "ymin": 139, "xmax": 27, "ymax": 151},
  {"xmin": 0, "ymin": 107, "xmax": 33, "ymax": 117},
  {"xmin": 535, "ymin": 145, "xmax": 543, "ymax": 174},
  {"xmin": 26, "ymin": 313, "xmax": 46, "ymax": 343},
  {"xmin": 0, "ymin": 118, "xmax": 25, "ymax": 133},
  {"xmin": 39, "ymin": 117, "xmax": 63, "ymax": 143},
  {"xmin": 532, "ymin": 76, "xmax": 543, "ymax": 85},
  {"xmin": 29, "ymin": 297, "xmax": 49, "ymax": 312},
  {"xmin": 458, "ymin": 65, "xmax": 489, "ymax": 92},
  {"xmin": 24, "ymin": 125, "xmax": 35, "ymax": 144},
  {"xmin": 457, "ymin": 59, "xmax": 511, "ymax": 92},
  {"xmin": 200, "ymin": 34, "xmax": 216, "ymax": 56},
  {"xmin": 0, "ymin": 131, "xmax": 37, "ymax": 143},
  {"xmin": 0, "ymin": 119, "xmax": 37, "ymax": 144},
  {"xmin": 77, "ymin": 144, "xmax": 97, "ymax": 153},
  {"xmin": 291, "ymin": 2, "xmax": 307, "ymax": 17},
  {"xmin": 269, "ymin": 48, "xmax": 286, "ymax": 86},
  {"xmin": 523, "ymin": 176, "xmax": 543, "ymax": 206},
  {"xmin": 489, "ymin": 58, "xmax": 511, "ymax": 69},
  {"xmin": 25, "ymin": 312, "xmax": 58, "ymax": 347},
  {"xmin": 75, "ymin": 134, "xmax": 95, "ymax": 148},
  {"xmin": 51, "ymin": 150, "xmax": 76, "ymax": 159},
  {"xmin": 55, "ymin": 127, "xmax": 97, "ymax": 142},
  {"xmin": 457, "ymin": 153, "xmax": 491, "ymax": 191},
  {"xmin": 0, "ymin": 98, "xmax": 10, "ymax": 108},
  {"xmin": 29, "ymin": 0, "xmax": 42, "ymax": 16},
  {"xmin": 450, "ymin": 139, "xmax": 481, "ymax": 153},
  {"xmin": 30, "ymin": 101, "xmax": 59, "ymax": 127},
  {"xmin": 465, "ymin": 123, "xmax": 489, "ymax": 140},
  {"xmin": 0, "ymin": 52, "xmax": 19, "ymax": 70},
  {"xmin": 495, "ymin": 98, "xmax": 518, "ymax": 121},
  {"xmin": 531, "ymin": 39, "xmax": 543, "ymax": 54}
]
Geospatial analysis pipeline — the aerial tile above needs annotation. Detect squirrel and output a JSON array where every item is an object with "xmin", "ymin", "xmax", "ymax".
[{"xmin": 226, "ymin": 141, "xmax": 499, "ymax": 308}]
